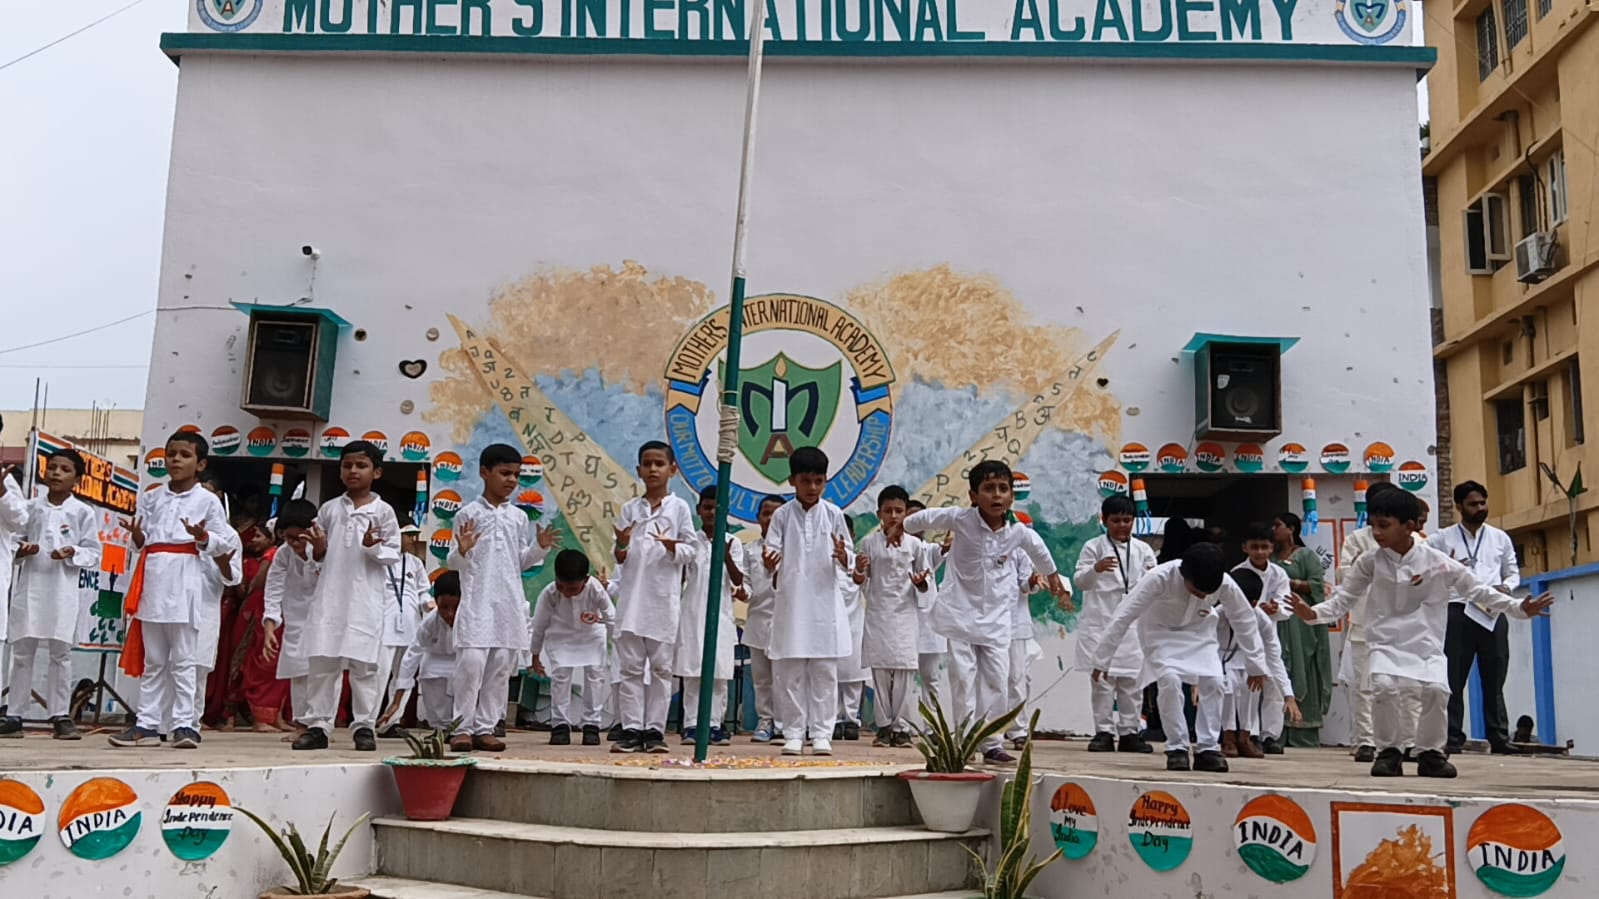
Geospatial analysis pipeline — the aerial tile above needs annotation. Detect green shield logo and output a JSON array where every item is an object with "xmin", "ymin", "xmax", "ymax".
[{"xmin": 730, "ymin": 353, "xmax": 842, "ymax": 482}]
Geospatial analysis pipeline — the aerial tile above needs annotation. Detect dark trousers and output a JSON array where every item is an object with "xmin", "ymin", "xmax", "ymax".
[{"xmin": 1445, "ymin": 603, "xmax": 1511, "ymax": 748}]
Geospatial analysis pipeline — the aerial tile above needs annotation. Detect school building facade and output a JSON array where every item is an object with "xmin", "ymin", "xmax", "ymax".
[
  {"xmin": 141, "ymin": 0, "xmax": 1436, "ymax": 737},
  {"xmin": 1425, "ymin": 0, "xmax": 1598, "ymax": 752}
]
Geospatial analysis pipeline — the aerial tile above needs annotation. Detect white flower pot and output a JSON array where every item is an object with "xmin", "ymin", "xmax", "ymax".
[{"xmin": 898, "ymin": 770, "xmax": 995, "ymax": 833}]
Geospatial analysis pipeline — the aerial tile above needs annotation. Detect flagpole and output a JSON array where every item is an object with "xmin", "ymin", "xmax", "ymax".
[{"xmin": 695, "ymin": 0, "xmax": 769, "ymax": 764}]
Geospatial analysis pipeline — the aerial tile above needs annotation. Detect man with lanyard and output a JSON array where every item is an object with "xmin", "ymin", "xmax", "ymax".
[
  {"xmin": 376, "ymin": 522, "xmax": 426, "ymax": 737},
  {"xmin": 1427, "ymin": 481, "xmax": 1520, "ymax": 754}
]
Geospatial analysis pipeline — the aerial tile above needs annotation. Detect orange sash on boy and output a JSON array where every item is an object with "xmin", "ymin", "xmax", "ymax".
[{"xmin": 118, "ymin": 543, "xmax": 200, "ymax": 678}]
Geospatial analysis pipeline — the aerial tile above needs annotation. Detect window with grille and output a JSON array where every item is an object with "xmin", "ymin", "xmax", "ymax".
[
  {"xmin": 1537, "ymin": 0, "xmax": 1552, "ymax": 18},
  {"xmin": 1518, "ymin": 174, "xmax": 1539, "ymax": 236},
  {"xmin": 1477, "ymin": 8, "xmax": 1500, "ymax": 81},
  {"xmin": 1497, "ymin": 397, "xmax": 1526, "ymax": 473},
  {"xmin": 1504, "ymin": 0, "xmax": 1528, "ymax": 49}
]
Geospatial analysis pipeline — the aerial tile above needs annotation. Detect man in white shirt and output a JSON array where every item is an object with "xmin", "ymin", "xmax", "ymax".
[{"xmin": 1426, "ymin": 481, "xmax": 1520, "ymax": 754}]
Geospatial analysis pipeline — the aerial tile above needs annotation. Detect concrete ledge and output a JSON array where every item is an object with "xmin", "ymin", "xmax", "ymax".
[{"xmin": 349, "ymin": 877, "xmax": 543, "ymax": 899}]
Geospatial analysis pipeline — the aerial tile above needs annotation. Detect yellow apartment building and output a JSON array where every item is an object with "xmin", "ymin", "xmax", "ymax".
[{"xmin": 1427, "ymin": 0, "xmax": 1598, "ymax": 575}]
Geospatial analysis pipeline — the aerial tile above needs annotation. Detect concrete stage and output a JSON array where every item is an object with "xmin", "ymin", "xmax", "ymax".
[{"xmin": 4, "ymin": 726, "xmax": 1593, "ymax": 800}]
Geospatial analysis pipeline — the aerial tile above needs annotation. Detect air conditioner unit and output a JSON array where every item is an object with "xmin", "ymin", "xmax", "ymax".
[{"xmin": 1515, "ymin": 231, "xmax": 1558, "ymax": 284}]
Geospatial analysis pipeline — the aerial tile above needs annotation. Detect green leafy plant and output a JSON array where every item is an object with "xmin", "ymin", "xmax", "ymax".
[
  {"xmin": 967, "ymin": 710, "xmax": 1061, "ymax": 898},
  {"xmin": 912, "ymin": 691, "xmax": 1024, "ymax": 773},
  {"xmin": 398, "ymin": 717, "xmax": 465, "ymax": 760},
  {"xmin": 237, "ymin": 807, "xmax": 371, "ymax": 896}
]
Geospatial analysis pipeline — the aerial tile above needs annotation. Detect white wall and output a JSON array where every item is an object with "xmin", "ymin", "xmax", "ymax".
[{"xmin": 144, "ymin": 51, "xmax": 1435, "ymax": 733}]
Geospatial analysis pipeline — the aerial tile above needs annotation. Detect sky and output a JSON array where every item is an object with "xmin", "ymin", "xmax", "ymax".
[
  {"xmin": 0, "ymin": 1, "xmax": 185, "ymax": 412},
  {"xmin": 0, "ymin": 1, "xmax": 1430, "ymax": 414}
]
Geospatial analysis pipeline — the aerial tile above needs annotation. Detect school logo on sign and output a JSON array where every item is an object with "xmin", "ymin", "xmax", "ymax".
[
  {"xmin": 1235, "ymin": 795, "xmax": 1317, "ymax": 883},
  {"xmin": 195, "ymin": 0, "xmax": 264, "ymax": 32},
  {"xmin": 1334, "ymin": 0, "xmax": 1406, "ymax": 45},
  {"xmin": 1467, "ymin": 804, "xmax": 1565, "ymax": 897},
  {"xmin": 58, "ymin": 778, "xmax": 141, "ymax": 861},
  {"xmin": 665, "ymin": 295, "xmax": 895, "ymax": 521}
]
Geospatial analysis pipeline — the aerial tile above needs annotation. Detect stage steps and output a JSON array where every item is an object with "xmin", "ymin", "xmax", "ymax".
[
  {"xmin": 352, "ymin": 877, "xmax": 979, "ymax": 899},
  {"xmin": 365, "ymin": 761, "xmax": 988, "ymax": 899}
]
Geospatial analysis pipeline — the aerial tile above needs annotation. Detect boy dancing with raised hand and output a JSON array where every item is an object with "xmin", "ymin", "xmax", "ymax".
[
  {"xmin": 261, "ymin": 499, "xmax": 320, "ymax": 737},
  {"xmin": 1290, "ymin": 488, "xmax": 1553, "ymax": 777},
  {"xmin": 531, "ymin": 550, "xmax": 611, "ymax": 745},
  {"xmin": 764, "ymin": 446, "xmax": 855, "ymax": 757},
  {"xmin": 1092, "ymin": 542, "xmax": 1267, "ymax": 773},
  {"xmin": 904, "ymin": 460, "xmax": 1069, "ymax": 767},
  {"xmin": 1073, "ymin": 494, "xmax": 1158, "ymax": 754},
  {"xmin": 447, "ymin": 444, "xmax": 557, "ymax": 753},
  {"xmin": 858, "ymin": 486, "xmax": 933, "ymax": 747},
  {"xmin": 610, "ymin": 441, "xmax": 696, "ymax": 754}
]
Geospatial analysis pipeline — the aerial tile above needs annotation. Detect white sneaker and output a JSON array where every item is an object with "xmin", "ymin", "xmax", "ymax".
[
  {"xmin": 812, "ymin": 738, "xmax": 833, "ymax": 756},
  {"xmin": 782, "ymin": 738, "xmax": 804, "ymax": 756}
]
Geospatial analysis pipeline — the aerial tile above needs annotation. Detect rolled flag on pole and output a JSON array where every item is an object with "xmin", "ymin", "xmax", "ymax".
[
  {"xmin": 269, "ymin": 463, "xmax": 285, "ymax": 517},
  {"xmin": 1302, "ymin": 477, "xmax": 1319, "ymax": 534},
  {"xmin": 414, "ymin": 470, "xmax": 430, "ymax": 529},
  {"xmin": 1353, "ymin": 479, "xmax": 1369, "ymax": 529},
  {"xmin": 1131, "ymin": 478, "xmax": 1154, "ymax": 537}
]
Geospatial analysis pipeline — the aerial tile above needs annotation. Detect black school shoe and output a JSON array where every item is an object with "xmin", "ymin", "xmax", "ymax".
[
  {"xmin": 353, "ymin": 728, "xmax": 378, "ymax": 752},
  {"xmin": 611, "ymin": 729, "xmax": 643, "ymax": 753},
  {"xmin": 1417, "ymin": 750, "xmax": 1458, "ymax": 778},
  {"xmin": 292, "ymin": 728, "xmax": 330, "ymax": 751},
  {"xmin": 1118, "ymin": 733, "xmax": 1154, "ymax": 754},
  {"xmin": 1087, "ymin": 732, "xmax": 1116, "ymax": 752},
  {"xmin": 581, "ymin": 725, "xmax": 601, "ymax": 746},
  {"xmin": 833, "ymin": 723, "xmax": 844, "ymax": 740},
  {"xmin": 1370, "ymin": 748, "xmax": 1403, "ymax": 777},
  {"xmin": 607, "ymin": 723, "xmax": 624, "ymax": 742},
  {"xmin": 1261, "ymin": 736, "xmax": 1284, "ymax": 755},
  {"xmin": 493, "ymin": 719, "xmax": 507, "ymax": 738},
  {"xmin": 0, "ymin": 716, "xmax": 21, "ymax": 738},
  {"xmin": 52, "ymin": 717, "xmax": 82, "ymax": 741},
  {"xmin": 1165, "ymin": 750, "xmax": 1191, "ymax": 771},
  {"xmin": 550, "ymin": 724, "xmax": 572, "ymax": 745},
  {"xmin": 842, "ymin": 721, "xmax": 860, "ymax": 741},
  {"xmin": 643, "ymin": 728, "xmax": 670, "ymax": 753},
  {"xmin": 1193, "ymin": 750, "xmax": 1229, "ymax": 773},
  {"xmin": 1354, "ymin": 745, "xmax": 1376, "ymax": 763}
]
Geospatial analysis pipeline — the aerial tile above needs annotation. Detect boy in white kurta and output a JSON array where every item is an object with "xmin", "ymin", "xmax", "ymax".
[
  {"xmin": 1073, "ymin": 494, "xmax": 1158, "ymax": 754},
  {"xmin": 837, "ymin": 515, "xmax": 869, "ymax": 741},
  {"xmin": 764, "ymin": 446, "xmax": 855, "ymax": 757},
  {"xmin": 531, "ymin": 551, "xmax": 612, "ymax": 745},
  {"xmin": 379, "ymin": 572, "xmax": 461, "ymax": 730},
  {"xmin": 375, "ymin": 524, "xmax": 427, "ymax": 738},
  {"xmin": 262, "ymin": 500, "xmax": 321, "ymax": 732},
  {"xmin": 676, "ymin": 487, "xmax": 742, "ymax": 746},
  {"xmin": 904, "ymin": 499, "xmax": 949, "ymax": 712},
  {"xmin": 0, "ymin": 465, "xmax": 29, "ymax": 727},
  {"xmin": 3, "ymin": 450, "xmax": 99, "ymax": 740},
  {"xmin": 111, "ymin": 432, "xmax": 231, "ymax": 750},
  {"xmin": 190, "ymin": 471, "xmax": 241, "ymax": 733},
  {"xmin": 446, "ymin": 443, "xmax": 556, "ymax": 753},
  {"xmin": 1004, "ymin": 548, "xmax": 1045, "ymax": 749},
  {"xmin": 1092, "ymin": 542, "xmax": 1267, "ymax": 773},
  {"xmin": 293, "ymin": 441, "xmax": 401, "ymax": 752},
  {"xmin": 905, "ymin": 460, "xmax": 1069, "ymax": 767},
  {"xmin": 1292, "ymin": 488, "xmax": 1553, "ymax": 778},
  {"xmin": 858, "ymin": 486, "xmax": 932, "ymax": 747},
  {"xmin": 610, "ymin": 441, "xmax": 695, "ymax": 755},
  {"xmin": 1222, "ymin": 522, "xmax": 1297, "ymax": 758},
  {"xmin": 1219, "ymin": 566, "xmax": 1298, "ymax": 760},
  {"xmin": 741, "ymin": 495, "xmax": 786, "ymax": 743}
]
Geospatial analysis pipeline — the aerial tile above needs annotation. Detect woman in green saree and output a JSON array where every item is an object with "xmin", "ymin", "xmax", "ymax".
[{"xmin": 1272, "ymin": 512, "xmax": 1330, "ymax": 747}]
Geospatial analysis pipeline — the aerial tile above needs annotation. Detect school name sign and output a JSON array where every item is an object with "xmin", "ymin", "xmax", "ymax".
[{"xmin": 193, "ymin": 0, "xmax": 1412, "ymax": 46}]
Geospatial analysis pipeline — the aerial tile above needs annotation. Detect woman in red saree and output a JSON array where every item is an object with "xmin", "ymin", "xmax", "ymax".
[{"xmin": 224, "ymin": 526, "xmax": 293, "ymax": 731}]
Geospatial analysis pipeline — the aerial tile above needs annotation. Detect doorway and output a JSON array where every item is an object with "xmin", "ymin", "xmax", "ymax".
[{"xmin": 1139, "ymin": 475, "xmax": 1290, "ymax": 566}]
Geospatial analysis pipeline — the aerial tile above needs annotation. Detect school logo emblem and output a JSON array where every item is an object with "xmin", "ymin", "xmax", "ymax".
[
  {"xmin": 1363, "ymin": 442, "xmax": 1396, "ymax": 473},
  {"xmin": 319, "ymin": 427, "xmax": 350, "ymax": 459},
  {"xmin": 1397, "ymin": 460, "xmax": 1429, "ymax": 493},
  {"xmin": 400, "ymin": 431, "xmax": 432, "ymax": 462},
  {"xmin": 246, "ymin": 426, "xmax": 277, "ymax": 457},
  {"xmin": 1156, "ymin": 443, "xmax": 1188, "ymax": 474},
  {"xmin": 664, "ymin": 295, "xmax": 895, "ymax": 521},
  {"xmin": 210, "ymin": 425, "xmax": 241, "ymax": 456},
  {"xmin": 281, "ymin": 428, "xmax": 312, "ymax": 458},
  {"xmin": 0, "ymin": 780, "xmax": 46, "ymax": 867},
  {"xmin": 1119, "ymin": 443, "xmax": 1150, "ymax": 473},
  {"xmin": 196, "ymin": 0, "xmax": 265, "ymax": 33},
  {"xmin": 1097, "ymin": 470, "xmax": 1129, "ymax": 497},
  {"xmin": 1128, "ymin": 790, "xmax": 1192, "ymax": 872},
  {"xmin": 1235, "ymin": 443, "xmax": 1265, "ymax": 473},
  {"xmin": 1049, "ymin": 783, "xmax": 1098, "ymax": 860},
  {"xmin": 58, "ymin": 777, "xmax": 141, "ymax": 860},
  {"xmin": 1467, "ymin": 804, "xmax": 1564, "ymax": 897},
  {"xmin": 1334, "ymin": 0, "xmax": 1406, "ymax": 45},
  {"xmin": 1195, "ymin": 442, "xmax": 1226, "ymax": 473},
  {"xmin": 1235, "ymin": 795, "xmax": 1317, "ymax": 883},
  {"xmin": 1321, "ymin": 442, "xmax": 1351, "ymax": 473},
  {"xmin": 161, "ymin": 782, "xmax": 233, "ymax": 862},
  {"xmin": 1278, "ymin": 443, "xmax": 1309, "ymax": 473}
]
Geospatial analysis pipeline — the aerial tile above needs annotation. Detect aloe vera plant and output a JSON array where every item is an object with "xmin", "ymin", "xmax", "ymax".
[
  {"xmin": 912, "ymin": 691, "xmax": 1024, "ymax": 773},
  {"xmin": 237, "ymin": 807, "xmax": 372, "ymax": 896},
  {"xmin": 967, "ymin": 710, "xmax": 1061, "ymax": 899},
  {"xmin": 398, "ymin": 717, "xmax": 464, "ymax": 760}
]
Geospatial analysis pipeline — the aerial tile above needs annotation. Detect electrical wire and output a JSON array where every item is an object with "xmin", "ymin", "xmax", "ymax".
[
  {"xmin": 0, "ymin": 0, "xmax": 151, "ymax": 73},
  {"xmin": 0, "ymin": 311, "xmax": 152, "ymax": 356}
]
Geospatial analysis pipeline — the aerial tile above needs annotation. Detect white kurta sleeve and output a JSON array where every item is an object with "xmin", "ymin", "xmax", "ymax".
[
  {"xmin": 1447, "ymin": 561, "xmax": 1532, "ymax": 619},
  {"xmin": 1309, "ymin": 554, "xmax": 1371, "ymax": 626},
  {"xmin": 263, "ymin": 549, "xmax": 291, "ymax": 624},
  {"xmin": 519, "ymin": 519, "xmax": 551, "ymax": 571},
  {"xmin": 904, "ymin": 507, "xmax": 961, "ymax": 534},
  {"xmin": 1016, "ymin": 526, "xmax": 1058, "ymax": 577},
  {"xmin": 669, "ymin": 502, "xmax": 697, "ymax": 567},
  {"xmin": 528, "ymin": 585, "xmax": 556, "ymax": 656},
  {"xmin": 1497, "ymin": 535, "xmax": 1521, "ymax": 591},
  {"xmin": 394, "ymin": 641, "xmax": 423, "ymax": 692},
  {"xmin": 1217, "ymin": 582, "xmax": 1267, "ymax": 675},
  {"xmin": 1072, "ymin": 538, "xmax": 1102, "ymax": 592},
  {"xmin": 196, "ymin": 492, "xmax": 232, "ymax": 558},
  {"xmin": 65, "ymin": 504, "xmax": 102, "ymax": 571},
  {"xmin": 1090, "ymin": 572, "xmax": 1161, "ymax": 673},
  {"xmin": 363, "ymin": 503, "xmax": 402, "ymax": 565},
  {"xmin": 213, "ymin": 527, "xmax": 243, "ymax": 587},
  {"xmin": 445, "ymin": 506, "xmax": 477, "ymax": 572},
  {"xmin": 0, "ymin": 476, "xmax": 28, "ymax": 536}
]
